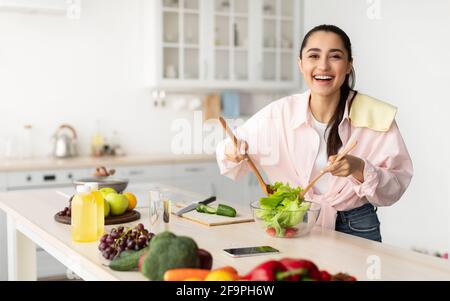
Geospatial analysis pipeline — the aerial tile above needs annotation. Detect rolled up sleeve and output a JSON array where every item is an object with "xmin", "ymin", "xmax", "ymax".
[
  {"xmin": 349, "ymin": 121, "xmax": 414, "ymax": 207},
  {"xmin": 216, "ymin": 137, "xmax": 248, "ymax": 180}
]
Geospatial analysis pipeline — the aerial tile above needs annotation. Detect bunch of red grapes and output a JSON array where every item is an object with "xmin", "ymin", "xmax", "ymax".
[{"xmin": 98, "ymin": 224, "xmax": 154, "ymax": 260}]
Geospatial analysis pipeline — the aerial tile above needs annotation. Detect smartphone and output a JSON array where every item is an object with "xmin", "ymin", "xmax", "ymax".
[{"xmin": 223, "ymin": 246, "xmax": 280, "ymax": 258}]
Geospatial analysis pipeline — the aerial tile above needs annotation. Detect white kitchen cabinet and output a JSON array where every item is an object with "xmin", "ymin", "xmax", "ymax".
[
  {"xmin": 144, "ymin": 0, "xmax": 302, "ymax": 91},
  {"xmin": 114, "ymin": 164, "xmax": 173, "ymax": 183},
  {"xmin": 244, "ymin": 173, "xmax": 266, "ymax": 204},
  {"xmin": 171, "ymin": 161, "xmax": 218, "ymax": 179},
  {"xmin": 114, "ymin": 164, "xmax": 174, "ymax": 207},
  {"xmin": 170, "ymin": 178, "xmax": 215, "ymax": 198},
  {"xmin": 216, "ymin": 173, "xmax": 248, "ymax": 205},
  {"xmin": 171, "ymin": 162, "xmax": 220, "ymax": 197},
  {"xmin": 170, "ymin": 161, "xmax": 264, "ymax": 206},
  {"xmin": 214, "ymin": 172, "xmax": 266, "ymax": 208}
]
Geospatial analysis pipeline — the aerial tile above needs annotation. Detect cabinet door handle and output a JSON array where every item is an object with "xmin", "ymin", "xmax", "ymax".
[
  {"xmin": 204, "ymin": 61, "xmax": 208, "ymax": 79},
  {"xmin": 129, "ymin": 170, "xmax": 145, "ymax": 176},
  {"xmin": 184, "ymin": 167, "xmax": 205, "ymax": 173}
]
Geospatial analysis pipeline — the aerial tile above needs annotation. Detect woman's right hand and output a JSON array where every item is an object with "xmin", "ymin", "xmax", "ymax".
[{"xmin": 225, "ymin": 139, "xmax": 249, "ymax": 163}]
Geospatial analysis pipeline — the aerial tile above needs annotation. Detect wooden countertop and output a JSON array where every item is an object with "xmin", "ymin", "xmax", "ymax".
[
  {"xmin": 1, "ymin": 183, "xmax": 450, "ymax": 281},
  {"xmin": 0, "ymin": 154, "xmax": 216, "ymax": 172}
]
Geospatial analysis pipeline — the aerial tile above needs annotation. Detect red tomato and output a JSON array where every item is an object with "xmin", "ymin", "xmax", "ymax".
[
  {"xmin": 284, "ymin": 228, "xmax": 298, "ymax": 238},
  {"xmin": 266, "ymin": 227, "xmax": 276, "ymax": 236}
]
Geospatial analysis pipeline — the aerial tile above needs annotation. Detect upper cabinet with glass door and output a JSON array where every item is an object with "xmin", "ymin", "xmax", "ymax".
[
  {"xmin": 260, "ymin": 0, "xmax": 300, "ymax": 87},
  {"xmin": 161, "ymin": 0, "xmax": 201, "ymax": 81},
  {"xmin": 213, "ymin": 0, "xmax": 250, "ymax": 83}
]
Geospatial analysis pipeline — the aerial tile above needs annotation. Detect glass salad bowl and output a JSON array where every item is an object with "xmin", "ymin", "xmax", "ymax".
[{"xmin": 250, "ymin": 200, "xmax": 321, "ymax": 238}]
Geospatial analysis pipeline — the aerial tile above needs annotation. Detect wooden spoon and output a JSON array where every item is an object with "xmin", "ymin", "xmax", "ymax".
[
  {"xmin": 218, "ymin": 116, "xmax": 273, "ymax": 196},
  {"xmin": 299, "ymin": 140, "xmax": 358, "ymax": 200}
]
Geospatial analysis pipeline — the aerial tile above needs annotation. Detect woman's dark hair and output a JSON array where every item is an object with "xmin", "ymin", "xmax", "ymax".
[{"xmin": 299, "ymin": 25, "xmax": 356, "ymax": 157}]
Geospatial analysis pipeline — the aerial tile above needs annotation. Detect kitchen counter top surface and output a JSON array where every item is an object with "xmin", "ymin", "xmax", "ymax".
[
  {"xmin": 1, "ymin": 183, "xmax": 450, "ymax": 281},
  {"xmin": 0, "ymin": 154, "xmax": 216, "ymax": 172}
]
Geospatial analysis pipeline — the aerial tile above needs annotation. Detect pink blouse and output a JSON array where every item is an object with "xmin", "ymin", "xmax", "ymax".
[{"xmin": 216, "ymin": 90, "xmax": 414, "ymax": 229}]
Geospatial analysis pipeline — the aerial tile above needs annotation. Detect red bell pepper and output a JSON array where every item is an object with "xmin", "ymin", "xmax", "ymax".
[
  {"xmin": 241, "ymin": 259, "xmax": 357, "ymax": 282},
  {"xmin": 242, "ymin": 260, "xmax": 318, "ymax": 281},
  {"xmin": 242, "ymin": 260, "xmax": 292, "ymax": 281},
  {"xmin": 279, "ymin": 258, "xmax": 321, "ymax": 281}
]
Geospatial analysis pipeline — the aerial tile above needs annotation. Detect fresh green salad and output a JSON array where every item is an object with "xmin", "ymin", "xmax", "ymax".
[{"xmin": 257, "ymin": 182, "xmax": 310, "ymax": 237}]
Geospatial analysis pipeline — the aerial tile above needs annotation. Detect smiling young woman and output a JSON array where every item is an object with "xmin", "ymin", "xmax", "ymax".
[{"xmin": 216, "ymin": 25, "xmax": 414, "ymax": 242}]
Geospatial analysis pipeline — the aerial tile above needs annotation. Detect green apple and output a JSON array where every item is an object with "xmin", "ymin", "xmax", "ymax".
[
  {"xmin": 104, "ymin": 199, "xmax": 110, "ymax": 218},
  {"xmin": 100, "ymin": 187, "xmax": 117, "ymax": 199},
  {"xmin": 105, "ymin": 193, "xmax": 129, "ymax": 216}
]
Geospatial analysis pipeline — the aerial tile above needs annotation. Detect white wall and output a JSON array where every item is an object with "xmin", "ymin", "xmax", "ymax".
[
  {"xmin": 0, "ymin": 0, "xmax": 208, "ymax": 158},
  {"xmin": 304, "ymin": 0, "xmax": 450, "ymax": 253}
]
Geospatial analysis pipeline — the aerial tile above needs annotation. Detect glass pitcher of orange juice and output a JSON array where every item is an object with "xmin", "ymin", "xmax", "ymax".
[{"xmin": 71, "ymin": 183, "xmax": 104, "ymax": 242}]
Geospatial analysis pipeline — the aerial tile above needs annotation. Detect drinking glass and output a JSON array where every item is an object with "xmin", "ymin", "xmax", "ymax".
[
  {"xmin": 149, "ymin": 190, "xmax": 164, "ymax": 233},
  {"xmin": 149, "ymin": 189, "xmax": 171, "ymax": 233}
]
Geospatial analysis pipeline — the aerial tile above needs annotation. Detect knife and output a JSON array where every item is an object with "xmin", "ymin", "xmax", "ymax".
[{"xmin": 175, "ymin": 196, "xmax": 216, "ymax": 217}]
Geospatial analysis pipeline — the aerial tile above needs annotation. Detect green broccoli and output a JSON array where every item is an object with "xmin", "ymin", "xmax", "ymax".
[{"xmin": 141, "ymin": 231, "xmax": 200, "ymax": 281}]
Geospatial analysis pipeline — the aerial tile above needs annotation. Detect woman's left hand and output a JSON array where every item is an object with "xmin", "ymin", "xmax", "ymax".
[{"xmin": 327, "ymin": 155, "xmax": 365, "ymax": 183}]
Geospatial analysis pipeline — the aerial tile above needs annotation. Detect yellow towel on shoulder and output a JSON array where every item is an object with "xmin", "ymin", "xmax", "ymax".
[{"xmin": 349, "ymin": 93, "xmax": 397, "ymax": 132}]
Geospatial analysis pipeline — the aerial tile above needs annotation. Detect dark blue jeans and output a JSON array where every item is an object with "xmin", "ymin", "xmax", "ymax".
[{"xmin": 335, "ymin": 203, "xmax": 382, "ymax": 242}]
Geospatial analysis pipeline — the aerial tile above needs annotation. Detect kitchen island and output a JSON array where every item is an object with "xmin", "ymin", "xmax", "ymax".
[{"xmin": 1, "ymin": 183, "xmax": 450, "ymax": 281}]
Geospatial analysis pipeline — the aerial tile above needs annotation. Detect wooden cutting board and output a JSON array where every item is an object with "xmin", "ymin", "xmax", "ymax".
[{"xmin": 171, "ymin": 203, "xmax": 254, "ymax": 227}]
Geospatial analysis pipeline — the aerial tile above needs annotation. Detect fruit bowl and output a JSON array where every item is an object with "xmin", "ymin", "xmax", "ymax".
[
  {"xmin": 250, "ymin": 201, "xmax": 321, "ymax": 238},
  {"xmin": 73, "ymin": 177, "xmax": 129, "ymax": 193}
]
